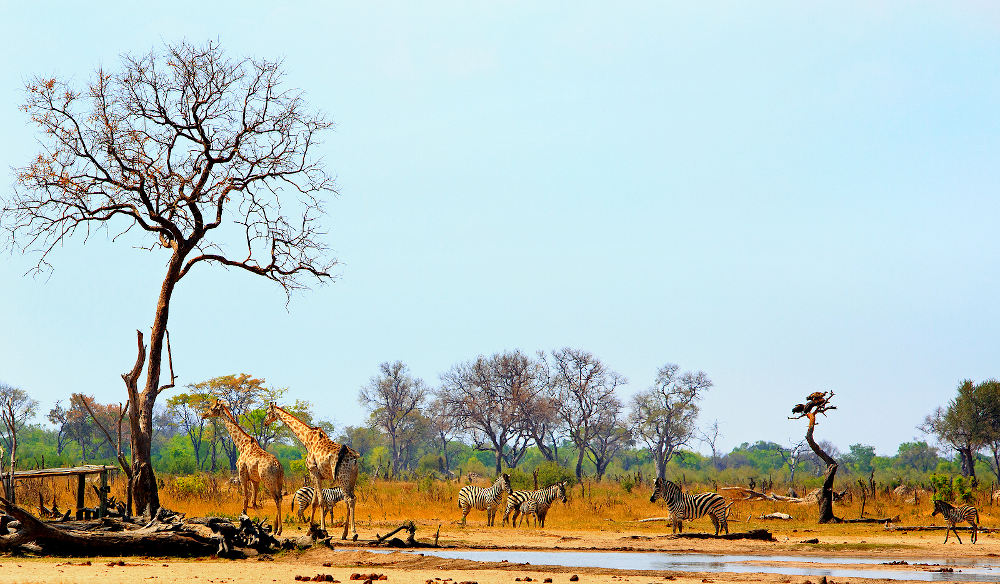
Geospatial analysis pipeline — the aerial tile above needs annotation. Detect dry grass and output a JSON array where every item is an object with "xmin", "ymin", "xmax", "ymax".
[{"xmin": 14, "ymin": 473, "xmax": 999, "ymax": 538}]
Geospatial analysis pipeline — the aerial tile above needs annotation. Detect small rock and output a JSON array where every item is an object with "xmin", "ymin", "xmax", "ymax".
[
  {"xmin": 801, "ymin": 538, "xmax": 819, "ymax": 544},
  {"xmin": 570, "ymin": 577, "xmax": 579, "ymax": 582},
  {"xmin": 544, "ymin": 579, "xmax": 552, "ymax": 583}
]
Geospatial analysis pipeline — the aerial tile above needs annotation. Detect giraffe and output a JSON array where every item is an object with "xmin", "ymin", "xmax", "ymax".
[
  {"xmin": 201, "ymin": 399, "xmax": 285, "ymax": 535},
  {"xmin": 264, "ymin": 402, "xmax": 360, "ymax": 539}
]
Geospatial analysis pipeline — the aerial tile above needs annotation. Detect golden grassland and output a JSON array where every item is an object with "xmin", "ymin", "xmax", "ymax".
[{"xmin": 17, "ymin": 472, "xmax": 998, "ymax": 541}]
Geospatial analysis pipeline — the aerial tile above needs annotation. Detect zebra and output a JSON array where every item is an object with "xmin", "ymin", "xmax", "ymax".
[
  {"xmin": 458, "ymin": 473, "xmax": 512, "ymax": 526},
  {"xmin": 649, "ymin": 477, "xmax": 729, "ymax": 535},
  {"xmin": 932, "ymin": 499, "xmax": 979, "ymax": 544},
  {"xmin": 503, "ymin": 481, "xmax": 566, "ymax": 527},
  {"xmin": 515, "ymin": 482, "xmax": 568, "ymax": 527},
  {"xmin": 291, "ymin": 486, "xmax": 346, "ymax": 524}
]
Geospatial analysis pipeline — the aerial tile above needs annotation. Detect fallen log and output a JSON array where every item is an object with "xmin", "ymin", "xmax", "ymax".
[
  {"xmin": 759, "ymin": 513, "xmax": 793, "ymax": 520},
  {"xmin": 672, "ymin": 529, "xmax": 776, "ymax": 541},
  {"xmin": 0, "ymin": 496, "xmax": 277, "ymax": 557},
  {"xmin": 635, "ymin": 517, "xmax": 671, "ymax": 523}
]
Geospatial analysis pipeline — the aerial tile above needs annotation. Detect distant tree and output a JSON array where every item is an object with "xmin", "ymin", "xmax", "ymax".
[
  {"xmin": 165, "ymin": 391, "xmax": 212, "ymax": 469},
  {"xmin": 586, "ymin": 401, "xmax": 632, "ymax": 481},
  {"xmin": 629, "ymin": 363, "xmax": 712, "ymax": 480},
  {"xmin": 697, "ymin": 420, "xmax": 723, "ymax": 470},
  {"xmin": 439, "ymin": 350, "xmax": 542, "ymax": 474},
  {"xmin": 894, "ymin": 441, "xmax": 940, "ymax": 473},
  {"xmin": 921, "ymin": 379, "xmax": 991, "ymax": 481},
  {"xmin": 46, "ymin": 401, "xmax": 72, "ymax": 455},
  {"xmin": 359, "ymin": 361, "xmax": 429, "ymax": 478},
  {"xmin": 4, "ymin": 40, "xmax": 338, "ymax": 515},
  {"xmin": 843, "ymin": 443, "xmax": 876, "ymax": 476},
  {"xmin": 780, "ymin": 439, "xmax": 809, "ymax": 485},
  {"xmin": 0, "ymin": 384, "xmax": 38, "ymax": 503},
  {"xmin": 427, "ymin": 395, "xmax": 459, "ymax": 474},
  {"xmin": 547, "ymin": 348, "xmax": 627, "ymax": 479}
]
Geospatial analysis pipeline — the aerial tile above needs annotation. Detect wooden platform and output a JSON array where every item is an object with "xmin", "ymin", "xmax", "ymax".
[{"xmin": 1, "ymin": 465, "xmax": 118, "ymax": 519}]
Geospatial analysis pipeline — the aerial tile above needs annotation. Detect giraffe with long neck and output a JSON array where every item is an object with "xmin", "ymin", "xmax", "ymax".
[
  {"xmin": 264, "ymin": 403, "xmax": 360, "ymax": 539},
  {"xmin": 202, "ymin": 399, "xmax": 285, "ymax": 535}
]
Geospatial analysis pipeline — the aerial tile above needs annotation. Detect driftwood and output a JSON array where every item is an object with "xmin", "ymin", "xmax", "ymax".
[
  {"xmin": 759, "ymin": 512, "xmax": 793, "ymax": 520},
  {"xmin": 672, "ymin": 528, "xmax": 776, "ymax": 541},
  {"xmin": 370, "ymin": 520, "xmax": 437, "ymax": 548},
  {"xmin": 0, "ymin": 496, "xmax": 278, "ymax": 557}
]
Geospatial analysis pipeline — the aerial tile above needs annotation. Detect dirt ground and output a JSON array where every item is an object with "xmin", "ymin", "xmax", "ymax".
[{"xmin": 1, "ymin": 523, "xmax": 996, "ymax": 584}]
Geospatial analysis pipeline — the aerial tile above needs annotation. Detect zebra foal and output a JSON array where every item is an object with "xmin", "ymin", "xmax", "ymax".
[
  {"xmin": 458, "ymin": 473, "xmax": 512, "ymax": 526},
  {"xmin": 649, "ymin": 477, "xmax": 729, "ymax": 535},
  {"xmin": 516, "ymin": 482, "xmax": 568, "ymax": 527},
  {"xmin": 291, "ymin": 486, "xmax": 346, "ymax": 524},
  {"xmin": 932, "ymin": 499, "xmax": 979, "ymax": 544}
]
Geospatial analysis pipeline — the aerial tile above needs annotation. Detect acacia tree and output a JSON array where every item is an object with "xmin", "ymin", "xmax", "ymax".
[
  {"xmin": 547, "ymin": 348, "xmax": 627, "ymax": 479},
  {"xmin": 629, "ymin": 363, "xmax": 712, "ymax": 480},
  {"xmin": 359, "ymin": 361, "xmax": 429, "ymax": 478},
  {"xmin": 165, "ymin": 391, "xmax": 212, "ymax": 469},
  {"xmin": 586, "ymin": 401, "xmax": 631, "ymax": 481},
  {"xmin": 921, "ymin": 379, "xmax": 989, "ymax": 481},
  {"xmin": 4, "ymin": 41, "xmax": 337, "ymax": 515}
]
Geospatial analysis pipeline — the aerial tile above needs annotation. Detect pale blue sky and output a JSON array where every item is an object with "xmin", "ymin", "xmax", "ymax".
[{"xmin": 2, "ymin": 1, "xmax": 998, "ymax": 456}]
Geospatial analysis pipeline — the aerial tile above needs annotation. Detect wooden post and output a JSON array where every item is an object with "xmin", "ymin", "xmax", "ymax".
[
  {"xmin": 98, "ymin": 469, "xmax": 108, "ymax": 518},
  {"xmin": 76, "ymin": 474, "xmax": 85, "ymax": 520}
]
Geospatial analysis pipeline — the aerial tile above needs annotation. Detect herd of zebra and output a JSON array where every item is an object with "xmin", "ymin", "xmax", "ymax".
[{"xmin": 290, "ymin": 475, "xmax": 982, "ymax": 543}]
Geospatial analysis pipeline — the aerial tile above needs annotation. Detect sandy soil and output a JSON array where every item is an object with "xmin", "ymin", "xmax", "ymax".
[{"xmin": 1, "ymin": 524, "xmax": 996, "ymax": 584}]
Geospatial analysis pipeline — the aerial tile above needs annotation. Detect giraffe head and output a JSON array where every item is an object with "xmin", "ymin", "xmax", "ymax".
[
  {"xmin": 263, "ymin": 402, "xmax": 279, "ymax": 426},
  {"xmin": 201, "ymin": 398, "xmax": 227, "ymax": 420}
]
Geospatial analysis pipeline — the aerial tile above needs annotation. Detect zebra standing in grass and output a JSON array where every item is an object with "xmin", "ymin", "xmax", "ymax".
[
  {"xmin": 649, "ymin": 477, "xmax": 729, "ymax": 535},
  {"xmin": 291, "ymin": 486, "xmax": 346, "ymax": 524},
  {"xmin": 932, "ymin": 499, "xmax": 979, "ymax": 544},
  {"xmin": 458, "ymin": 473, "xmax": 512, "ymax": 526},
  {"xmin": 515, "ymin": 482, "xmax": 568, "ymax": 527}
]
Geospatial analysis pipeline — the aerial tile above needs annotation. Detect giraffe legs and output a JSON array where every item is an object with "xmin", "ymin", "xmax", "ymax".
[
  {"xmin": 308, "ymin": 467, "xmax": 324, "ymax": 533},
  {"xmin": 342, "ymin": 495, "xmax": 356, "ymax": 540}
]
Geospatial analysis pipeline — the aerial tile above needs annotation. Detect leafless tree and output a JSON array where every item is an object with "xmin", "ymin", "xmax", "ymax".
[
  {"xmin": 697, "ymin": 420, "xmax": 723, "ymax": 470},
  {"xmin": 586, "ymin": 400, "xmax": 632, "ymax": 481},
  {"xmin": 781, "ymin": 438, "xmax": 808, "ymax": 486},
  {"xmin": 427, "ymin": 395, "xmax": 459, "ymax": 474},
  {"xmin": 546, "ymin": 348, "xmax": 627, "ymax": 479},
  {"xmin": 359, "ymin": 361, "xmax": 428, "ymax": 478},
  {"xmin": 789, "ymin": 390, "xmax": 840, "ymax": 523},
  {"xmin": 629, "ymin": 363, "xmax": 713, "ymax": 480},
  {"xmin": 0, "ymin": 384, "xmax": 39, "ymax": 504},
  {"xmin": 72, "ymin": 393, "xmax": 134, "ymax": 514},
  {"xmin": 439, "ymin": 350, "xmax": 542, "ymax": 474},
  {"xmin": 4, "ymin": 41, "xmax": 338, "ymax": 515}
]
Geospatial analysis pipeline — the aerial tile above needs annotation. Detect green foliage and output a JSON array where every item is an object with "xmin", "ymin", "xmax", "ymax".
[
  {"xmin": 535, "ymin": 460, "xmax": 576, "ymax": 487},
  {"xmin": 929, "ymin": 474, "xmax": 973, "ymax": 503},
  {"xmin": 171, "ymin": 474, "xmax": 209, "ymax": 497}
]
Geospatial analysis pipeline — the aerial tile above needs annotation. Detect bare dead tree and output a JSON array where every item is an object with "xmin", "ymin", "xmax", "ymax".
[
  {"xmin": 546, "ymin": 348, "xmax": 627, "ymax": 479},
  {"xmin": 439, "ymin": 350, "xmax": 541, "ymax": 474},
  {"xmin": 427, "ymin": 396, "xmax": 459, "ymax": 474},
  {"xmin": 359, "ymin": 361, "xmax": 428, "ymax": 478},
  {"xmin": 697, "ymin": 420, "xmax": 723, "ymax": 470},
  {"xmin": 789, "ymin": 390, "xmax": 841, "ymax": 523},
  {"xmin": 4, "ymin": 41, "xmax": 338, "ymax": 515},
  {"xmin": 73, "ymin": 393, "xmax": 134, "ymax": 515}
]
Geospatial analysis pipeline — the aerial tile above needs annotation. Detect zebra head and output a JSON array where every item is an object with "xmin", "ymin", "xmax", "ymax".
[
  {"xmin": 650, "ymin": 477, "xmax": 681, "ymax": 503},
  {"xmin": 931, "ymin": 499, "xmax": 952, "ymax": 517},
  {"xmin": 650, "ymin": 477, "xmax": 663, "ymax": 503},
  {"xmin": 500, "ymin": 473, "xmax": 513, "ymax": 494},
  {"xmin": 557, "ymin": 481, "xmax": 567, "ymax": 503}
]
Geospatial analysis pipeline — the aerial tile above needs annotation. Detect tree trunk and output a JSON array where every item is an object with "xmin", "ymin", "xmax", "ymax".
[
  {"xmin": 958, "ymin": 446, "xmax": 977, "ymax": 480},
  {"xmin": 804, "ymin": 413, "xmax": 840, "ymax": 524}
]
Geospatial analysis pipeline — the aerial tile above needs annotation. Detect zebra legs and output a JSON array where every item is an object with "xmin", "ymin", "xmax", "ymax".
[{"xmin": 944, "ymin": 522, "xmax": 962, "ymax": 544}]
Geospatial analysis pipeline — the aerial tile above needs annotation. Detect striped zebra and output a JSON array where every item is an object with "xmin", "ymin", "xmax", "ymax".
[
  {"xmin": 504, "ymin": 482, "xmax": 568, "ymax": 527},
  {"xmin": 458, "ymin": 473, "xmax": 512, "ymax": 526},
  {"xmin": 291, "ymin": 486, "xmax": 346, "ymax": 524},
  {"xmin": 516, "ymin": 482, "xmax": 568, "ymax": 527},
  {"xmin": 932, "ymin": 499, "xmax": 979, "ymax": 544},
  {"xmin": 649, "ymin": 477, "xmax": 729, "ymax": 535}
]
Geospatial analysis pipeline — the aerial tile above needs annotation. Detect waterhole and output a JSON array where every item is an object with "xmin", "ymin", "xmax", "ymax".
[{"xmin": 384, "ymin": 549, "xmax": 1000, "ymax": 582}]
